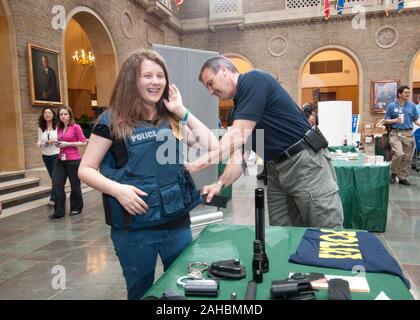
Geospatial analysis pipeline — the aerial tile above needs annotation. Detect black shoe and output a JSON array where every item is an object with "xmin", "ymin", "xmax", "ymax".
[
  {"xmin": 390, "ymin": 173, "xmax": 397, "ymax": 184},
  {"xmin": 49, "ymin": 214, "xmax": 64, "ymax": 219},
  {"xmin": 69, "ymin": 210, "xmax": 82, "ymax": 216},
  {"xmin": 398, "ymin": 179, "xmax": 411, "ymax": 186},
  {"xmin": 257, "ymin": 172, "xmax": 266, "ymax": 180}
]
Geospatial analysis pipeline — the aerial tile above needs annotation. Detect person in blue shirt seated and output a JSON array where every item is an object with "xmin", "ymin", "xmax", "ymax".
[{"xmin": 384, "ymin": 85, "xmax": 420, "ymax": 186}]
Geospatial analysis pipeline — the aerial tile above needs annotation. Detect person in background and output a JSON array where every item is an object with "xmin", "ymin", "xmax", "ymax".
[
  {"xmin": 302, "ymin": 102, "xmax": 317, "ymax": 127},
  {"xmin": 384, "ymin": 85, "xmax": 420, "ymax": 186},
  {"xmin": 50, "ymin": 106, "xmax": 86, "ymax": 219},
  {"xmin": 415, "ymin": 94, "xmax": 420, "ymax": 115},
  {"xmin": 188, "ymin": 56, "xmax": 343, "ymax": 228},
  {"xmin": 78, "ymin": 49, "xmax": 218, "ymax": 299},
  {"xmin": 37, "ymin": 107, "xmax": 59, "ymax": 207}
]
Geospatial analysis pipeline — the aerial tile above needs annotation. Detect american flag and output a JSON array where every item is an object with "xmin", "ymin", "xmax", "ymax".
[{"xmin": 397, "ymin": 0, "xmax": 404, "ymax": 14}]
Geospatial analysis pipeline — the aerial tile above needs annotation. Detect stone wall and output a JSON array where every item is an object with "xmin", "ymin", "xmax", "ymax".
[
  {"xmin": 4, "ymin": 0, "xmax": 181, "ymax": 169},
  {"xmin": 181, "ymin": 12, "xmax": 420, "ymax": 140}
]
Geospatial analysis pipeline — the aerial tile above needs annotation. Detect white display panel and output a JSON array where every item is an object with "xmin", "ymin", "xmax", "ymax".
[{"xmin": 318, "ymin": 101, "xmax": 353, "ymax": 147}]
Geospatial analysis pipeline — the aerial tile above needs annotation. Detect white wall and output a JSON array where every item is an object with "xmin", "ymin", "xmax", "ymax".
[{"xmin": 318, "ymin": 101, "xmax": 353, "ymax": 147}]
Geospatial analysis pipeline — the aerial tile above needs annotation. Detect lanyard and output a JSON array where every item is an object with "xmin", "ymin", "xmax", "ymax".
[{"xmin": 60, "ymin": 126, "xmax": 68, "ymax": 141}]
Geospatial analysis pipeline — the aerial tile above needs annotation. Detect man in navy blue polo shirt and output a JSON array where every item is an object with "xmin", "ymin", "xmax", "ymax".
[
  {"xmin": 384, "ymin": 85, "xmax": 420, "ymax": 186},
  {"xmin": 186, "ymin": 56, "xmax": 343, "ymax": 228}
]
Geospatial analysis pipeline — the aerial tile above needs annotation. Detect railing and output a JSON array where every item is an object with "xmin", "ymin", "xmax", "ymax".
[
  {"xmin": 286, "ymin": 0, "xmax": 322, "ymax": 10},
  {"xmin": 181, "ymin": 0, "xmax": 419, "ymax": 32},
  {"xmin": 209, "ymin": 0, "xmax": 244, "ymax": 21}
]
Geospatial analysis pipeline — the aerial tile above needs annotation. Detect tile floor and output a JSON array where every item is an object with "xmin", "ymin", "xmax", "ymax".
[{"xmin": 0, "ymin": 164, "xmax": 419, "ymax": 300}]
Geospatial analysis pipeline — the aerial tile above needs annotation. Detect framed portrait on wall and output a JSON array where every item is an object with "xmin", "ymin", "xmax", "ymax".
[
  {"xmin": 28, "ymin": 44, "xmax": 63, "ymax": 106},
  {"xmin": 371, "ymin": 80, "xmax": 399, "ymax": 114}
]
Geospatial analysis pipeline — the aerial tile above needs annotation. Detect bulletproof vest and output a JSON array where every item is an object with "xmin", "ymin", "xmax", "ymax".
[{"xmin": 99, "ymin": 112, "xmax": 201, "ymax": 230}]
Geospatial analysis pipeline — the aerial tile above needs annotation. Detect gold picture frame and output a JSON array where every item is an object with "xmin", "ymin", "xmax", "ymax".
[
  {"xmin": 28, "ymin": 43, "xmax": 63, "ymax": 106},
  {"xmin": 371, "ymin": 80, "xmax": 399, "ymax": 114}
]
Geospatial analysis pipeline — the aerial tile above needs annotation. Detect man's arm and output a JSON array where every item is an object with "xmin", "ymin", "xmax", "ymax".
[
  {"xmin": 202, "ymin": 148, "xmax": 248, "ymax": 203},
  {"xmin": 383, "ymin": 118, "xmax": 402, "ymax": 125},
  {"xmin": 178, "ymin": 114, "xmax": 219, "ymax": 151},
  {"xmin": 186, "ymin": 119, "xmax": 256, "ymax": 173}
]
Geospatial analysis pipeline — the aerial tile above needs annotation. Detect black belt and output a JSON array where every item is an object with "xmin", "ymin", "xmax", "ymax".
[
  {"xmin": 392, "ymin": 128, "xmax": 412, "ymax": 131},
  {"xmin": 271, "ymin": 139, "xmax": 307, "ymax": 165}
]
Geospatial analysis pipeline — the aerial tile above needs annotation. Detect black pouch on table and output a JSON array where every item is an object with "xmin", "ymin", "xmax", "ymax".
[
  {"xmin": 303, "ymin": 126, "xmax": 329, "ymax": 152},
  {"xmin": 207, "ymin": 259, "xmax": 246, "ymax": 280},
  {"xmin": 328, "ymin": 278, "xmax": 352, "ymax": 300}
]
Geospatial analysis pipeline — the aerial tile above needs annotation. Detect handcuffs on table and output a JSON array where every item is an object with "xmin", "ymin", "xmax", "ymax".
[
  {"xmin": 177, "ymin": 262, "xmax": 209, "ymax": 287},
  {"xmin": 177, "ymin": 262, "xmax": 219, "ymax": 297}
]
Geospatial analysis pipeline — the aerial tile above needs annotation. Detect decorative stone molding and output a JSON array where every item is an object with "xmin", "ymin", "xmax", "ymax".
[
  {"xmin": 375, "ymin": 25, "xmax": 399, "ymax": 49},
  {"xmin": 121, "ymin": 11, "xmax": 134, "ymax": 39},
  {"xmin": 267, "ymin": 36, "xmax": 288, "ymax": 57}
]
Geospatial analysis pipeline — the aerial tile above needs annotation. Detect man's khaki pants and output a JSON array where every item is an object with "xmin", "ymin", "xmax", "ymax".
[
  {"xmin": 390, "ymin": 129, "xmax": 414, "ymax": 180},
  {"xmin": 267, "ymin": 147, "xmax": 343, "ymax": 228}
]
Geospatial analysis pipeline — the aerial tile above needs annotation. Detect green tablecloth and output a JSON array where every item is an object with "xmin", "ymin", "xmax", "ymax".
[
  {"xmin": 144, "ymin": 224, "xmax": 412, "ymax": 300},
  {"xmin": 328, "ymin": 145, "xmax": 358, "ymax": 153},
  {"xmin": 333, "ymin": 156, "xmax": 389, "ymax": 232}
]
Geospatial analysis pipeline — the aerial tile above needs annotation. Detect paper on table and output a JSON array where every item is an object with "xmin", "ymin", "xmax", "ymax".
[
  {"xmin": 311, "ymin": 275, "xmax": 370, "ymax": 293},
  {"xmin": 375, "ymin": 291, "xmax": 391, "ymax": 300},
  {"xmin": 289, "ymin": 273, "xmax": 370, "ymax": 293}
]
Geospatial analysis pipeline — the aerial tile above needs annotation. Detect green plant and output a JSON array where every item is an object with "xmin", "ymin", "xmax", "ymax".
[
  {"xmin": 75, "ymin": 113, "xmax": 94, "ymax": 138},
  {"xmin": 75, "ymin": 113, "xmax": 92, "ymax": 126}
]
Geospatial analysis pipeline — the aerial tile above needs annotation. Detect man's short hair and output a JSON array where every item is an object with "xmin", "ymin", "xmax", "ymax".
[
  {"xmin": 198, "ymin": 56, "xmax": 239, "ymax": 82},
  {"xmin": 397, "ymin": 85, "xmax": 410, "ymax": 98}
]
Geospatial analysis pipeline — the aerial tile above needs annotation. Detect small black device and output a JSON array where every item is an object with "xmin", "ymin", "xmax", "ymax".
[
  {"xmin": 270, "ymin": 278, "xmax": 317, "ymax": 300},
  {"xmin": 184, "ymin": 279, "xmax": 220, "ymax": 297},
  {"xmin": 252, "ymin": 240, "xmax": 264, "ymax": 283},
  {"xmin": 244, "ymin": 280, "xmax": 257, "ymax": 300},
  {"xmin": 207, "ymin": 259, "xmax": 246, "ymax": 279},
  {"xmin": 328, "ymin": 278, "xmax": 352, "ymax": 300},
  {"xmin": 201, "ymin": 194, "xmax": 228, "ymax": 208},
  {"xmin": 290, "ymin": 272, "xmax": 325, "ymax": 282},
  {"xmin": 255, "ymin": 188, "xmax": 269, "ymax": 273},
  {"xmin": 303, "ymin": 126, "xmax": 329, "ymax": 152}
]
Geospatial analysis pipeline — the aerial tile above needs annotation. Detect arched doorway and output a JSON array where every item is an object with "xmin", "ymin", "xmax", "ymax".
[
  {"xmin": 0, "ymin": 0, "xmax": 24, "ymax": 171},
  {"xmin": 219, "ymin": 54, "xmax": 254, "ymax": 127},
  {"xmin": 63, "ymin": 7, "xmax": 117, "ymax": 121},
  {"xmin": 299, "ymin": 47, "xmax": 361, "ymax": 115}
]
